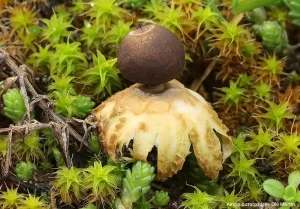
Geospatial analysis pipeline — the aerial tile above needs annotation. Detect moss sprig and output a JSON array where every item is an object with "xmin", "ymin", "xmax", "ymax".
[
  {"xmin": 52, "ymin": 166, "xmax": 84, "ymax": 205},
  {"xmin": 83, "ymin": 162, "xmax": 119, "ymax": 203}
]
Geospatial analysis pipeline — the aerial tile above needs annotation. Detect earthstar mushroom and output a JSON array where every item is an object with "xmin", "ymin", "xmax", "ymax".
[{"xmin": 92, "ymin": 24, "xmax": 233, "ymax": 181}]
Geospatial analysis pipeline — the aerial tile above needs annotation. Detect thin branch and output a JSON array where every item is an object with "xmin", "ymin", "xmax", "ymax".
[
  {"xmin": 190, "ymin": 58, "xmax": 218, "ymax": 91},
  {"xmin": 0, "ymin": 48, "xmax": 90, "ymax": 148}
]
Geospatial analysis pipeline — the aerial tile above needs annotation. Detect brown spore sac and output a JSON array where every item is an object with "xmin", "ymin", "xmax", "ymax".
[{"xmin": 117, "ymin": 24, "xmax": 185, "ymax": 85}]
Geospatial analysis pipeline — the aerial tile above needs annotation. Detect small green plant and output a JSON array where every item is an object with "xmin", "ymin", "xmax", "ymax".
[
  {"xmin": 0, "ymin": 135, "xmax": 8, "ymax": 157},
  {"xmin": 212, "ymin": 16, "xmax": 251, "ymax": 57},
  {"xmin": 143, "ymin": 0, "xmax": 166, "ymax": 17},
  {"xmin": 52, "ymin": 91, "xmax": 76, "ymax": 118},
  {"xmin": 41, "ymin": 12, "xmax": 73, "ymax": 43},
  {"xmin": 27, "ymin": 45, "xmax": 53, "ymax": 73},
  {"xmin": 83, "ymin": 161, "xmax": 119, "ymax": 203},
  {"xmin": 259, "ymin": 100, "xmax": 295, "ymax": 130},
  {"xmin": 272, "ymin": 132, "xmax": 300, "ymax": 165},
  {"xmin": 86, "ymin": 0, "xmax": 128, "ymax": 32},
  {"xmin": 50, "ymin": 41, "xmax": 87, "ymax": 76},
  {"xmin": 80, "ymin": 20, "xmax": 103, "ymax": 48},
  {"xmin": 180, "ymin": 186, "xmax": 217, "ymax": 209},
  {"xmin": 219, "ymin": 189, "xmax": 244, "ymax": 209},
  {"xmin": 15, "ymin": 161, "xmax": 36, "ymax": 180},
  {"xmin": 82, "ymin": 50, "xmax": 121, "ymax": 98},
  {"xmin": 232, "ymin": 133, "xmax": 251, "ymax": 157},
  {"xmin": 253, "ymin": 81, "xmax": 272, "ymax": 99},
  {"xmin": 19, "ymin": 194, "xmax": 47, "ymax": 209},
  {"xmin": 114, "ymin": 161, "xmax": 155, "ymax": 208},
  {"xmin": 218, "ymin": 80, "xmax": 246, "ymax": 107},
  {"xmin": 152, "ymin": 190, "xmax": 170, "ymax": 207},
  {"xmin": 70, "ymin": 0, "xmax": 89, "ymax": 14},
  {"xmin": 284, "ymin": 0, "xmax": 300, "ymax": 26},
  {"xmin": 123, "ymin": 0, "xmax": 149, "ymax": 9},
  {"xmin": 72, "ymin": 96, "xmax": 95, "ymax": 118},
  {"xmin": 0, "ymin": 188, "xmax": 24, "ymax": 209},
  {"xmin": 14, "ymin": 131, "xmax": 43, "ymax": 161},
  {"xmin": 259, "ymin": 21, "xmax": 288, "ymax": 53},
  {"xmin": 48, "ymin": 74, "xmax": 76, "ymax": 95},
  {"xmin": 228, "ymin": 154, "xmax": 259, "ymax": 190},
  {"xmin": 80, "ymin": 204, "xmax": 97, "ymax": 209},
  {"xmin": 102, "ymin": 20, "xmax": 132, "ymax": 54},
  {"xmin": 7, "ymin": 4, "xmax": 37, "ymax": 35},
  {"xmin": 52, "ymin": 166, "xmax": 84, "ymax": 205},
  {"xmin": 89, "ymin": 135, "xmax": 101, "ymax": 153},
  {"xmin": 3, "ymin": 88, "xmax": 26, "ymax": 123},
  {"xmin": 263, "ymin": 171, "xmax": 300, "ymax": 208},
  {"xmin": 152, "ymin": 3, "xmax": 189, "ymax": 39},
  {"xmin": 191, "ymin": 5, "xmax": 220, "ymax": 40},
  {"xmin": 247, "ymin": 127, "xmax": 274, "ymax": 158}
]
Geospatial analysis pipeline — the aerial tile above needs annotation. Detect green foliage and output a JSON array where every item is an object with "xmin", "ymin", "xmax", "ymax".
[
  {"xmin": 232, "ymin": 133, "xmax": 251, "ymax": 157},
  {"xmin": 102, "ymin": 20, "xmax": 132, "ymax": 53},
  {"xmin": 0, "ymin": 135, "xmax": 8, "ymax": 157},
  {"xmin": 83, "ymin": 162, "xmax": 119, "ymax": 203},
  {"xmin": 52, "ymin": 91, "xmax": 76, "ymax": 118},
  {"xmin": 27, "ymin": 45, "xmax": 53, "ymax": 73},
  {"xmin": 15, "ymin": 161, "xmax": 36, "ymax": 180},
  {"xmin": 0, "ymin": 188, "xmax": 24, "ymax": 209},
  {"xmin": 152, "ymin": 3, "xmax": 188, "ymax": 38},
  {"xmin": 80, "ymin": 20, "xmax": 103, "ymax": 48},
  {"xmin": 52, "ymin": 147, "xmax": 65, "ymax": 167},
  {"xmin": 3, "ymin": 88, "xmax": 26, "ymax": 123},
  {"xmin": 237, "ymin": 74, "xmax": 252, "ymax": 88},
  {"xmin": 15, "ymin": 131, "xmax": 43, "ymax": 161},
  {"xmin": 86, "ymin": 0, "xmax": 128, "ymax": 32},
  {"xmin": 219, "ymin": 189, "xmax": 244, "ymax": 209},
  {"xmin": 82, "ymin": 50, "xmax": 121, "ymax": 98},
  {"xmin": 247, "ymin": 181, "xmax": 264, "ymax": 202},
  {"xmin": 19, "ymin": 194, "xmax": 47, "ymax": 209},
  {"xmin": 72, "ymin": 96, "xmax": 95, "ymax": 118},
  {"xmin": 259, "ymin": 21, "xmax": 288, "ymax": 53},
  {"xmin": 152, "ymin": 190, "xmax": 170, "ymax": 207},
  {"xmin": 115, "ymin": 161, "xmax": 155, "ymax": 208},
  {"xmin": 41, "ymin": 12, "xmax": 73, "ymax": 43},
  {"xmin": 143, "ymin": 0, "xmax": 166, "ymax": 17},
  {"xmin": 192, "ymin": 5, "xmax": 220, "ymax": 39},
  {"xmin": 123, "ymin": 0, "xmax": 149, "ymax": 9},
  {"xmin": 71, "ymin": 0, "xmax": 89, "ymax": 14},
  {"xmin": 272, "ymin": 132, "xmax": 300, "ymax": 164},
  {"xmin": 228, "ymin": 154, "xmax": 259, "ymax": 190},
  {"xmin": 50, "ymin": 41, "xmax": 87, "ymax": 76},
  {"xmin": 8, "ymin": 5, "xmax": 37, "ymax": 35},
  {"xmin": 260, "ymin": 100, "xmax": 295, "ymax": 130},
  {"xmin": 254, "ymin": 81, "xmax": 272, "ymax": 99},
  {"xmin": 213, "ymin": 17, "xmax": 251, "ymax": 56},
  {"xmin": 218, "ymin": 80, "xmax": 246, "ymax": 107},
  {"xmin": 89, "ymin": 135, "xmax": 101, "ymax": 153},
  {"xmin": 134, "ymin": 196, "xmax": 152, "ymax": 209},
  {"xmin": 48, "ymin": 75, "xmax": 76, "ymax": 95},
  {"xmin": 258, "ymin": 55, "xmax": 284, "ymax": 82},
  {"xmin": 80, "ymin": 204, "xmax": 97, "ymax": 209},
  {"xmin": 246, "ymin": 7, "xmax": 267, "ymax": 25},
  {"xmin": 248, "ymin": 127, "xmax": 274, "ymax": 157},
  {"xmin": 263, "ymin": 171, "xmax": 300, "ymax": 206},
  {"xmin": 52, "ymin": 166, "xmax": 83, "ymax": 205},
  {"xmin": 180, "ymin": 187, "xmax": 217, "ymax": 209},
  {"xmin": 233, "ymin": 0, "xmax": 277, "ymax": 14},
  {"xmin": 284, "ymin": 0, "xmax": 300, "ymax": 26}
]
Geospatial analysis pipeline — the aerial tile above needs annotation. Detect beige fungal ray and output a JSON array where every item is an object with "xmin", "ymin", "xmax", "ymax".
[{"xmin": 93, "ymin": 80, "xmax": 233, "ymax": 181}]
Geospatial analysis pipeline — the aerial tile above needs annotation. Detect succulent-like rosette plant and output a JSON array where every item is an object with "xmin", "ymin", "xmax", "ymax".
[{"xmin": 93, "ymin": 24, "xmax": 233, "ymax": 181}]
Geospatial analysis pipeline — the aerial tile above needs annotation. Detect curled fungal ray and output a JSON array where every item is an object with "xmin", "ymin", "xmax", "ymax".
[{"xmin": 93, "ymin": 80, "xmax": 233, "ymax": 181}]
